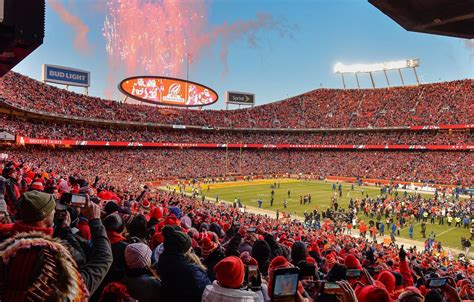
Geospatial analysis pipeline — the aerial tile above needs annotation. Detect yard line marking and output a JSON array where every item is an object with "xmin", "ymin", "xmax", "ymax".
[{"xmin": 437, "ymin": 227, "xmax": 456, "ymax": 237}]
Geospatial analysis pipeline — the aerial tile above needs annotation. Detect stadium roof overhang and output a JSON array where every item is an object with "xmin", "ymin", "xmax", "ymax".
[{"xmin": 369, "ymin": 0, "xmax": 474, "ymax": 39}]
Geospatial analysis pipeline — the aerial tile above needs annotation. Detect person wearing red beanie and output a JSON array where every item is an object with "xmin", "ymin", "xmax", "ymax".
[
  {"xmin": 344, "ymin": 254, "xmax": 363, "ymax": 287},
  {"xmin": 326, "ymin": 252, "xmax": 338, "ymax": 271},
  {"xmin": 344, "ymin": 254, "xmax": 362, "ymax": 270},
  {"xmin": 356, "ymin": 285, "xmax": 391, "ymax": 302},
  {"xmin": 202, "ymin": 256, "xmax": 260, "ymax": 301},
  {"xmin": 377, "ymin": 270, "xmax": 396, "ymax": 298},
  {"xmin": 267, "ymin": 256, "xmax": 307, "ymax": 300},
  {"xmin": 150, "ymin": 207, "xmax": 163, "ymax": 220}
]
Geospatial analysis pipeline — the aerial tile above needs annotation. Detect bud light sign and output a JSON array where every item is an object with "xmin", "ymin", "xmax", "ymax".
[{"xmin": 42, "ymin": 64, "xmax": 90, "ymax": 87}]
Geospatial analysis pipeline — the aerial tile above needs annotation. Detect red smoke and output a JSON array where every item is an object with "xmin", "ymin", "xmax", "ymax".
[{"xmin": 48, "ymin": 0, "xmax": 92, "ymax": 54}]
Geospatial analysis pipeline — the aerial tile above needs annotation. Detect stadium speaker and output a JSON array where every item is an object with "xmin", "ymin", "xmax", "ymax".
[{"xmin": 0, "ymin": 0, "xmax": 45, "ymax": 77}]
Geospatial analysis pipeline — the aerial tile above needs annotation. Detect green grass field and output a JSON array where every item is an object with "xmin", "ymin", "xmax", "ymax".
[{"xmin": 194, "ymin": 179, "xmax": 469, "ymax": 250}]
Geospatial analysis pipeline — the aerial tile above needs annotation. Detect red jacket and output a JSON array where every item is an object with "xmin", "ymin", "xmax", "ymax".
[
  {"xmin": 399, "ymin": 259, "xmax": 414, "ymax": 287},
  {"xmin": 77, "ymin": 218, "xmax": 91, "ymax": 240}
]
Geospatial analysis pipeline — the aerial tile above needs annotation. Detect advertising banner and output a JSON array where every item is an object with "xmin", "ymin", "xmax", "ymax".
[
  {"xmin": 410, "ymin": 124, "xmax": 474, "ymax": 130},
  {"xmin": 16, "ymin": 136, "xmax": 473, "ymax": 151},
  {"xmin": 42, "ymin": 64, "xmax": 90, "ymax": 87},
  {"xmin": 226, "ymin": 91, "xmax": 255, "ymax": 105}
]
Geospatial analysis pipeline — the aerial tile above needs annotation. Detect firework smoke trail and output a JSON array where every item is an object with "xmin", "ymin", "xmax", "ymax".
[
  {"xmin": 204, "ymin": 13, "xmax": 293, "ymax": 76},
  {"xmin": 103, "ymin": 0, "xmax": 294, "ymax": 81},
  {"xmin": 48, "ymin": 0, "xmax": 92, "ymax": 54}
]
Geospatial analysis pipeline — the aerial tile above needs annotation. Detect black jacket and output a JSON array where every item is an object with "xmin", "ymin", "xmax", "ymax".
[
  {"xmin": 123, "ymin": 268, "xmax": 161, "ymax": 302},
  {"xmin": 3, "ymin": 177, "xmax": 19, "ymax": 218},
  {"xmin": 90, "ymin": 239, "xmax": 128, "ymax": 301},
  {"xmin": 53, "ymin": 226, "xmax": 88, "ymax": 268},
  {"xmin": 79, "ymin": 219, "xmax": 113, "ymax": 296},
  {"xmin": 203, "ymin": 247, "xmax": 225, "ymax": 281},
  {"xmin": 156, "ymin": 252, "xmax": 211, "ymax": 302}
]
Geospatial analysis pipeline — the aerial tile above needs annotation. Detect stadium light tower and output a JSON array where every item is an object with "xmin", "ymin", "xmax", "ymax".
[{"xmin": 334, "ymin": 59, "xmax": 420, "ymax": 89}]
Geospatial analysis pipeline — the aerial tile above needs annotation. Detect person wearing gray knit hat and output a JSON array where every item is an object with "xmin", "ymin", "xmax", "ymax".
[
  {"xmin": 123, "ymin": 243, "xmax": 161, "ymax": 302},
  {"xmin": 125, "ymin": 243, "xmax": 152, "ymax": 270}
]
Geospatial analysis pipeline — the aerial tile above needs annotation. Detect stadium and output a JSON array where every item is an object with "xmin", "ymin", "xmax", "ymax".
[{"xmin": 0, "ymin": 1, "xmax": 472, "ymax": 301}]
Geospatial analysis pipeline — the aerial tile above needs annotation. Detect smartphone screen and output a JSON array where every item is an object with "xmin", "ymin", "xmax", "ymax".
[
  {"xmin": 323, "ymin": 282, "xmax": 341, "ymax": 294},
  {"xmin": 247, "ymin": 265, "xmax": 261, "ymax": 290},
  {"xmin": 346, "ymin": 269, "xmax": 361, "ymax": 278},
  {"xmin": 70, "ymin": 194, "xmax": 86, "ymax": 207},
  {"xmin": 324, "ymin": 282, "xmax": 340, "ymax": 289},
  {"xmin": 273, "ymin": 271, "xmax": 299, "ymax": 302},
  {"xmin": 248, "ymin": 265, "xmax": 258, "ymax": 279},
  {"xmin": 428, "ymin": 278, "xmax": 447, "ymax": 288}
]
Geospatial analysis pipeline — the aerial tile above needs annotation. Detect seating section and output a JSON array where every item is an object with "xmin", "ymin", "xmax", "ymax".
[
  {"xmin": 1, "ymin": 71, "xmax": 472, "ymax": 128},
  {"xmin": 0, "ymin": 72, "xmax": 472, "ymax": 186},
  {"xmin": 2, "ymin": 114, "xmax": 472, "ymax": 145},
  {"xmin": 5, "ymin": 147, "xmax": 472, "ymax": 188}
]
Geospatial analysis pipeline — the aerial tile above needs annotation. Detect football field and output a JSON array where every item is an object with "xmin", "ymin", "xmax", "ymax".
[{"xmin": 195, "ymin": 179, "xmax": 469, "ymax": 250}]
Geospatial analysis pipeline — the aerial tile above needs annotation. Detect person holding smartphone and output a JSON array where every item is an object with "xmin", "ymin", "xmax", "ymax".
[
  {"xmin": 268, "ymin": 256, "xmax": 310, "ymax": 302},
  {"xmin": 202, "ymin": 256, "xmax": 260, "ymax": 301},
  {"xmin": 0, "ymin": 192, "xmax": 113, "ymax": 300}
]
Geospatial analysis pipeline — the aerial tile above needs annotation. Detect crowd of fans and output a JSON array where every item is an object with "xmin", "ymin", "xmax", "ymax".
[
  {"xmin": 2, "ymin": 147, "xmax": 472, "ymax": 191},
  {"xmin": 1, "ymin": 72, "xmax": 472, "ymax": 129},
  {"xmin": 0, "ymin": 155, "xmax": 472, "ymax": 302},
  {"xmin": 0, "ymin": 72, "xmax": 472, "ymax": 301},
  {"xmin": 2, "ymin": 114, "xmax": 472, "ymax": 146},
  {"xmin": 324, "ymin": 185, "xmax": 474, "ymax": 250}
]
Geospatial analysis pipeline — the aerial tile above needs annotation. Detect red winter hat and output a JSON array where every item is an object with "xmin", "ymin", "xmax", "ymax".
[
  {"xmin": 150, "ymin": 207, "xmax": 163, "ymax": 220},
  {"xmin": 269, "ymin": 256, "xmax": 289, "ymax": 272},
  {"xmin": 310, "ymin": 242, "xmax": 321, "ymax": 256},
  {"xmin": 268, "ymin": 256, "xmax": 291, "ymax": 299},
  {"xmin": 141, "ymin": 200, "xmax": 150, "ymax": 209},
  {"xmin": 238, "ymin": 226, "xmax": 247, "ymax": 237},
  {"xmin": 377, "ymin": 271, "xmax": 395, "ymax": 294},
  {"xmin": 306, "ymin": 256, "xmax": 316, "ymax": 265},
  {"xmin": 418, "ymin": 285, "xmax": 427, "ymax": 296},
  {"xmin": 100, "ymin": 282, "xmax": 132, "ymax": 301},
  {"xmin": 374, "ymin": 280, "xmax": 386, "ymax": 290},
  {"xmin": 326, "ymin": 252, "xmax": 337, "ymax": 269},
  {"xmin": 30, "ymin": 181, "xmax": 44, "ymax": 191},
  {"xmin": 163, "ymin": 214, "xmax": 180, "ymax": 226},
  {"xmin": 222, "ymin": 223, "xmax": 231, "ymax": 232},
  {"xmin": 356, "ymin": 285, "xmax": 391, "ymax": 302},
  {"xmin": 214, "ymin": 256, "xmax": 245, "ymax": 289},
  {"xmin": 200, "ymin": 237, "xmax": 218, "ymax": 258},
  {"xmin": 344, "ymin": 254, "xmax": 362, "ymax": 270}
]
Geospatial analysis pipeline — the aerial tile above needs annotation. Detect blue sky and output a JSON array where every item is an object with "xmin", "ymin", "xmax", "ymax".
[{"xmin": 13, "ymin": 0, "xmax": 474, "ymax": 109}]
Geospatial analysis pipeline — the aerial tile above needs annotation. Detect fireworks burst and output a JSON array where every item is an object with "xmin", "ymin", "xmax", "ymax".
[{"xmin": 103, "ymin": 0, "xmax": 207, "ymax": 76}]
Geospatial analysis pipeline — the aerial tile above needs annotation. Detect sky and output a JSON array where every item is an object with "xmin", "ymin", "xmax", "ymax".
[{"xmin": 13, "ymin": 0, "xmax": 474, "ymax": 110}]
